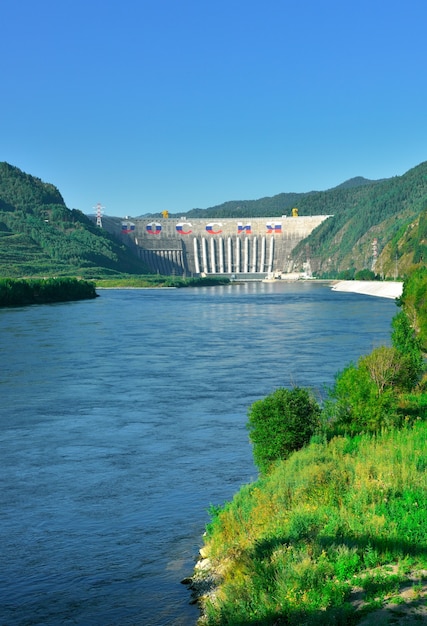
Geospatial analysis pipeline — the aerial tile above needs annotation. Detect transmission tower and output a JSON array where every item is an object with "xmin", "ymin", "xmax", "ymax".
[{"xmin": 94, "ymin": 203, "xmax": 105, "ymax": 228}]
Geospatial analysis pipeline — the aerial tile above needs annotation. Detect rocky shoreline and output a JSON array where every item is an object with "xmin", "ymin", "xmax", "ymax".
[{"xmin": 181, "ymin": 548, "xmax": 221, "ymax": 623}]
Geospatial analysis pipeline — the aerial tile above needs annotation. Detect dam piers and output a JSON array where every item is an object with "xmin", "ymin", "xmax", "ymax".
[{"xmin": 99, "ymin": 214, "xmax": 331, "ymax": 278}]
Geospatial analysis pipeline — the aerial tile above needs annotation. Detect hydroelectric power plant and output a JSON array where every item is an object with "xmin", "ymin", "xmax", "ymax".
[{"xmin": 100, "ymin": 211, "xmax": 331, "ymax": 278}]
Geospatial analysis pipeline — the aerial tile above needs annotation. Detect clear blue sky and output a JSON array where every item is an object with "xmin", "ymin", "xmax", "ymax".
[{"xmin": 2, "ymin": 0, "xmax": 427, "ymax": 216}]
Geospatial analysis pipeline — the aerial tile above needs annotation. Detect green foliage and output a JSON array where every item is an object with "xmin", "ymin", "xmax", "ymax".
[
  {"xmin": 201, "ymin": 423, "xmax": 427, "ymax": 625},
  {"xmin": 324, "ymin": 300, "xmax": 426, "ymax": 437},
  {"xmin": 337, "ymin": 268, "xmax": 356, "ymax": 280},
  {"xmin": 398, "ymin": 266, "xmax": 427, "ymax": 350},
  {"xmin": 391, "ymin": 310, "xmax": 424, "ymax": 388},
  {"xmin": 290, "ymin": 161, "xmax": 427, "ymax": 277},
  {"xmin": 326, "ymin": 360, "xmax": 400, "ymax": 434},
  {"xmin": 164, "ymin": 275, "xmax": 230, "ymax": 288},
  {"xmin": 0, "ymin": 277, "xmax": 97, "ymax": 306},
  {"xmin": 167, "ymin": 177, "xmax": 378, "ymax": 220},
  {"xmin": 354, "ymin": 269, "xmax": 377, "ymax": 280},
  {"xmin": 392, "ymin": 206, "xmax": 427, "ymax": 270},
  {"xmin": 398, "ymin": 392, "xmax": 427, "ymax": 421},
  {"xmin": 0, "ymin": 162, "xmax": 64, "ymax": 211},
  {"xmin": 95, "ymin": 275, "xmax": 230, "ymax": 289},
  {"xmin": 197, "ymin": 268, "xmax": 427, "ymax": 624},
  {"xmin": 392, "ymin": 310, "xmax": 420, "ymax": 354},
  {"xmin": 325, "ymin": 339, "xmax": 425, "ymax": 435},
  {"xmin": 0, "ymin": 162, "xmax": 150, "ymax": 277},
  {"xmin": 247, "ymin": 387, "xmax": 321, "ymax": 474}
]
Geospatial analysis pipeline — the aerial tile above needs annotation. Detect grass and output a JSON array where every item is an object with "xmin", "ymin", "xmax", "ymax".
[
  {"xmin": 95, "ymin": 275, "xmax": 231, "ymax": 288},
  {"xmin": 199, "ymin": 422, "xmax": 427, "ymax": 625}
]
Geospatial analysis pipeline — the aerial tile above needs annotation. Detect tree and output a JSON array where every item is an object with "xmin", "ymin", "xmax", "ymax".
[
  {"xmin": 325, "ymin": 342, "xmax": 420, "ymax": 435},
  {"xmin": 398, "ymin": 267, "xmax": 427, "ymax": 349},
  {"xmin": 326, "ymin": 361, "xmax": 400, "ymax": 434},
  {"xmin": 354, "ymin": 269, "xmax": 376, "ymax": 281},
  {"xmin": 360, "ymin": 346, "xmax": 405, "ymax": 396},
  {"xmin": 391, "ymin": 311, "xmax": 424, "ymax": 389},
  {"xmin": 247, "ymin": 387, "xmax": 321, "ymax": 474}
]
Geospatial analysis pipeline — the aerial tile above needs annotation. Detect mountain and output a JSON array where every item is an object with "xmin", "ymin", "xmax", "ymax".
[
  {"xmin": 151, "ymin": 176, "xmax": 381, "ymax": 220},
  {"xmin": 0, "ymin": 162, "xmax": 149, "ymax": 278},
  {"xmin": 289, "ymin": 161, "xmax": 427, "ymax": 278},
  {"xmin": 331, "ymin": 176, "xmax": 384, "ymax": 190},
  {"xmin": 378, "ymin": 204, "xmax": 427, "ymax": 278}
]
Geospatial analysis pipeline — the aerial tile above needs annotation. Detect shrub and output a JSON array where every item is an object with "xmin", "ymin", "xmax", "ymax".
[
  {"xmin": 326, "ymin": 360, "xmax": 401, "ymax": 434},
  {"xmin": 391, "ymin": 310, "xmax": 424, "ymax": 388},
  {"xmin": 247, "ymin": 387, "xmax": 321, "ymax": 474},
  {"xmin": 354, "ymin": 268, "xmax": 377, "ymax": 280}
]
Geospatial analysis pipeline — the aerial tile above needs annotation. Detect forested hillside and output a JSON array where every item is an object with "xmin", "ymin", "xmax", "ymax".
[
  {"xmin": 161, "ymin": 177, "xmax": 379, "ymax": 220},
  {"xmin": 0, "ymin": 162, "xmax": 149, "ymax": 278},
  {"xmin": 378, "ymin": 205, "xmax": 427, "ymax": 279},
  {"xmin": 290, "ymin": 161, "xmax": 427, "ymax": 278}
]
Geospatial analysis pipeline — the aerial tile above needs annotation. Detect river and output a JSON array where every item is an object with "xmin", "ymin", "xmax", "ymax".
[{"xmin": 0, "ymin": 281, "xmax": 398, "ymax": 625}]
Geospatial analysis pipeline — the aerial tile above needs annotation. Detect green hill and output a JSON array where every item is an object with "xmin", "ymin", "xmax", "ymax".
[
  {"xmin": 289, "ymin": 161, "xmax": 427, "ymax": 278},
  {"xmin": 0, "ymin": 162, "xmax": 149, "ymax": 278}
]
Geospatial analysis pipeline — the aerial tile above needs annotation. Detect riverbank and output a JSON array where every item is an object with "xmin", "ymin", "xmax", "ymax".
[
  {"xmin": 95, "ymin": 275, "xmax": 230, "ymax": 289},
  {"xmin": 331, "ymin": 280, "xmax": 403, "ymax": 299},
  {"xmin": 192, "ymin": 422, "xmax": 427, "ymax": 625},
  {"xmin": 0, "ymin": 277, "xmax": 97, "ymax": 307}
]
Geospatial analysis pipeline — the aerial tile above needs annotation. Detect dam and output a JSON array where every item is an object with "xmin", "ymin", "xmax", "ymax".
[{"xmin": 101, "ymin": 214, "xmax": 331, "ymax": 277}]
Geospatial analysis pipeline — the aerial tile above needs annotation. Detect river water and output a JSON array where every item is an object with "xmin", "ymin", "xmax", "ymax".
[{"xmin": 0, "ymin": 282, "xmax": 398, "ymax": 626}]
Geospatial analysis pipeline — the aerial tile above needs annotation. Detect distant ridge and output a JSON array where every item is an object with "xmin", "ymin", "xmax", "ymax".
[
  {"xmin": 159, "ymin": 174, "xmax": 385, "ymax": 220},
  {"xmin": 331, "ymin": 176, "xmax": 383, "ymax": 190}
]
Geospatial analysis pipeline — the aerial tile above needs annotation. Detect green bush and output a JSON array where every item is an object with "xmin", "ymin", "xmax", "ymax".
[
  {"xmin": 354, "ymin": 269, "xmax": 377, "ymax": 280},
  {"xmin": 247, "ymin": 387, "xmax": 321, "ymax": 474},
  {"xmin": 324, "ymin": 337, "xmax": 425, "ymax": 435},
  {"xmin": 325, "ymin": 359, "xmax": 400, "ymax": 434},
  {"xmin": 398, "ymin": 267, "xmax": 427, "ymax": 350}
]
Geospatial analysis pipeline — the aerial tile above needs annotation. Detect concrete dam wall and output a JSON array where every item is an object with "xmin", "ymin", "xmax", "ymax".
[{"xmin": 101, "ymin": 215, "xmax": 331, "ymax": 277}]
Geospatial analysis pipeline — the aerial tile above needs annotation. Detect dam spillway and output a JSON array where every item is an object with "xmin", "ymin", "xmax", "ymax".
[{"xmin": 101, "ymin": 215, "xmax": 331, "ymax": 277}]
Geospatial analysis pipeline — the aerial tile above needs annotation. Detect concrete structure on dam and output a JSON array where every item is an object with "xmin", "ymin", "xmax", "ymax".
[{"xmin": 100, "ymin": 213, "xmax": 331, "ymax": 278}]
